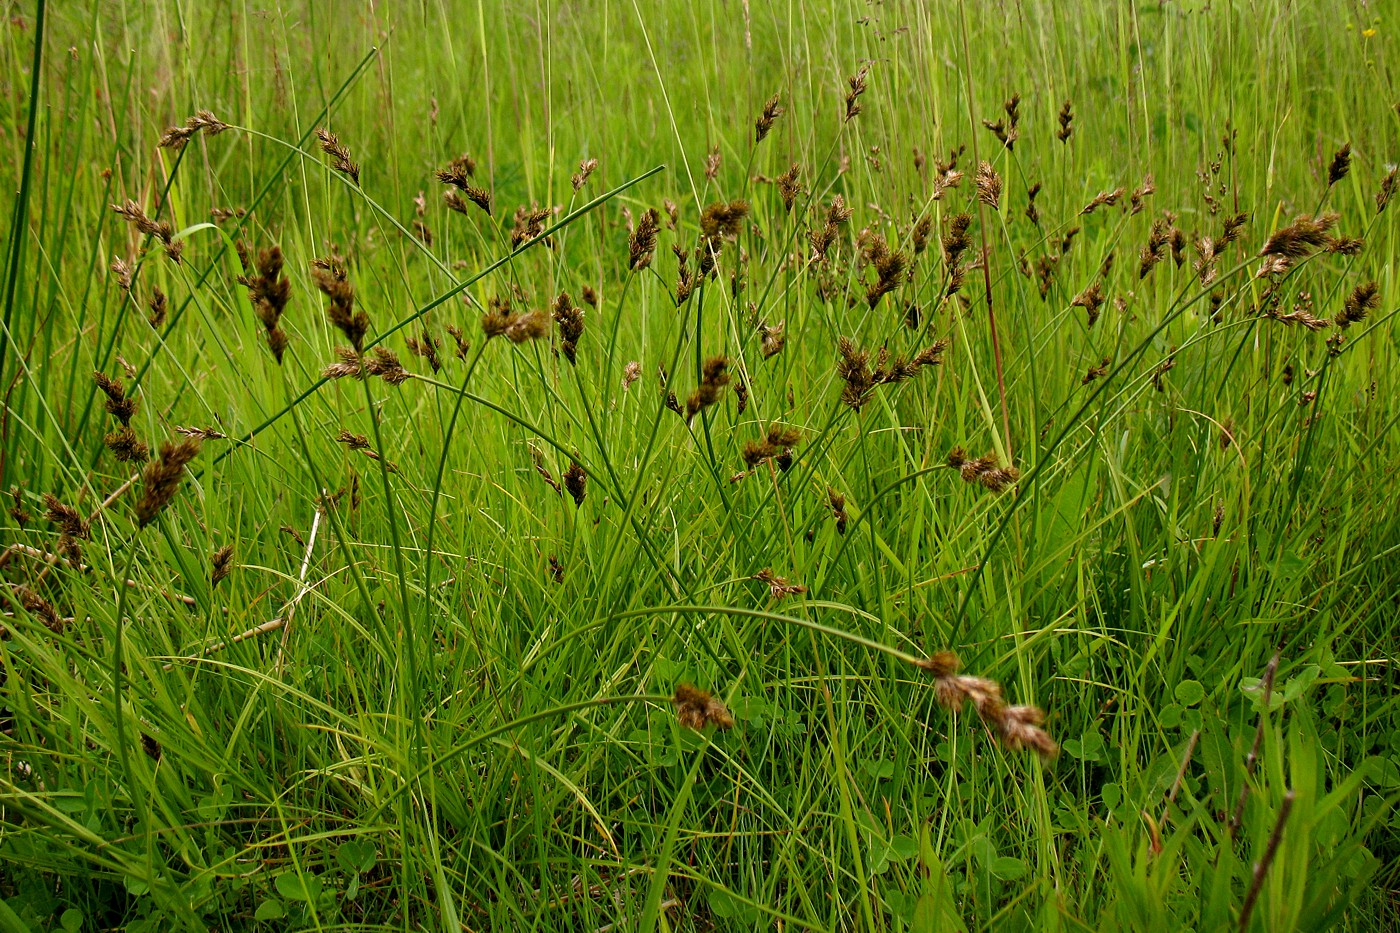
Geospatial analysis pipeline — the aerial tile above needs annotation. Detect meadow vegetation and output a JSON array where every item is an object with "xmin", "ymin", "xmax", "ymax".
[{"xmin": 0, "ymin": 1, "xmax": 1397, "ymax": 929}]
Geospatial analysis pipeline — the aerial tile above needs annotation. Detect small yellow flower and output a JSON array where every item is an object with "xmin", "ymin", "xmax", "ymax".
[{"xmin": 1363, "ymin": 27, "xmax": 1377, "ymax": 38}]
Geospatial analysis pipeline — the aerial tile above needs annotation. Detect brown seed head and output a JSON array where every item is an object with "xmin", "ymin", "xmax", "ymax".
[
  {"xmin": 1336, "ymin": 280, "xmax": 1380, "ymax": 329},
  {"xmin": 311, "ymin": 255, "xmax": 368, "ymax": 352},
  {"xmin": 147, "ymin": 287, "xmax": 168, "ymax": 328},
  {"xmin": 827, "ymin": 487, "xmax": 848, "ymax": 535},
  {"xmin": 629, "ymin": 208, "xmax": 661, "ymax": 270},
  {"xmin": 975, "ymin": 161, "xmax": 1002, "ymax": 210},
  {"xmin": 1377, "ymin": 167, "xmax": 1399, "ymax": 214},
  {"xmin": 776, "ymin": 162, "xmax": 803, "ymax": 212},
  {"xmin": 1056, "ymin": 99, "xmax": 1074, "ymax": 142},
  {"xmin": 211, "ymin": 545, "xmax": 234, "ymax": 587},
  {"xmin": 1081, "ymin": 186, "xmax": 1125, "ymax": 215},
  {"xmin": 405, "ymin": 328, "xmax": 442, "ymax": 372},
  {"xmin": 552, "ymin": 292, "xmax": 585, "ymax": 363},
  {"xmin": 12, "ymin": 584, "xmax": 64, "ymax": 634},
  {"xmin": 1260, "ymin": 212, "xmax": 1339, "ymax": 259},
  {"xmin": 104, "ymin": 426, "xmax": 150, "ymax": 463},
  {"xmin": 700, "ymin": 200, "xmax": 750, "ymax": 242},
  {"xmin": 673, "ymin": 683, "xmax": 734, "ymax": 731},
  {"xmin": 947, "ymin": 446, "xmax": 1019, "ymax": 493},
  {"xmin": 844, "ymin": 65, "xmax": 869, "ymax": 123},
  {"xmin": 158, "ymin": 109, "xmax": 228, "ymax": 149},
  {"xmin": 43, "ymin": 494, "xmax": 89, "ymax": 540},
  {"xmin": 111, "ymin": 256, "xmax": 133, "ymax": 292},
  {"xmin": 237, "ymin": 244, "xmax": 292, "ymax": 362},
  {"xmin": 686, "ymin": 356, "xmax": 731, "ymax": 420},
  {"xmin": 1072, "ymin": 281, "xmax": 1106, "ymax": 328},
  {"xmin": 366, "ymin": 347, "xmax": 412, "ymax": 384},
  {"xmin": 754, "ymin": 567, "xmax": 806, "ymax": 600},
  {"xmin": 93, "ymin": 371, "xmax": 137, "ymax": 426},
  {"xmin": 315, "ymin": 128, "xmax": 360, "ymax": 186},
  {"xmin": 135, "ymin": 439, "xmax": 201, "ymax": 527},
  {"xmin": 563, "ymin": 461, "xmax": 587, "ymax": 506},
  {"xmin": 1327, "ymin": 143, "xmax": 1352, "ymax": 187},
  {"xmin": 571, "ymin": 157, "xmax": 598, "ymax": 192},
  {"xmin": 755, "ymin": 93, "xmax": 784, "ymax": 143}
]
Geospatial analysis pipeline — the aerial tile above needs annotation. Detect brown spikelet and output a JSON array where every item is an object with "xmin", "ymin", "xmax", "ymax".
[
  {"xmin": 436, "ymin": 153, "xmax": 476, "ymax": 186},
  {"xmin": 9, "ymin": 489, "xmax": 30, "ymax": 528},
  {"xmin": 444, "ymin": 187, "xmax": 492, "ymax": 218},
  {"xmin": 445, "ymin": 324, "xmax": 471, "ymax": 359},
  {"xmin": 510, "ymin": 204, "xmax": 553, "ymax": 248},
  {"xmin": 1072, "ymin": 281, "xmax": 1106, "ymax": 327},
  {"xmin": 104, "ymin": 426, "xmax": 149, "ymax": 463},
  {"xmin": 563, "ymin": 462, "xmax": 587, "ymax": 506},
  {"xmin": 673, "ymin": 683, "xmax": 734, "ymax": 731},
  {"xmin": 135, "ymin": 439, "xmax": 201, "ymax": 527},
  {"xmin": 1056, "ymin": 100, "xmax": 1074, "ymax": 142},
  {"xmin": 43, "ymin": 494, "xmax": 89, "ymax": 541},
  {"xmin": 947, "ymin": 447, "xmax": 1019, "ymax": 493},
  {"xmin": 629, "ymin": 208, "xmax": 660, "ymax": 270},
  {"xmin": 315, "ymin": 128, "xmax": 360, "ymax": 186},
  {"xmin": 111, "ymin": 256, "xmax": 133, "ymax": 292},
  {"xmin": 912, "ymin": 650, "xmax": 1057, "ymax": 758},
  {"xmin": 365, "ymin": 347, "xmax": 411, "ymax": 384},
  {"xmin": 1336, "ymin": 281, "xmax": 1379, "ymax": 329},
  {"xmin": 861, "ymin": 233, "xmax": 906, "ymax": 307},
  {"xmin": 827, "ymin": 487, "xmax": 848, "ymax": 535},
  {"xmin": 1327, "ymin": 144, "xmax": 1352, "ymax": 187},
  {"xmin": 310, "ymin": 255, "xmax": 367, "ymax": 352},
  {"xmin": 211, "ymin": 545, "xmax": 234, "ymax": 587},
  {"xmin": 759, "ymin": 320, "xmax": 786, "ymax": 359},
  {"xmin": 552, "ymin": 292, "xmax": 585, "ymax": 363},
  {"xmin": 981, "ymin": 93, "xmax": 1021, "ymax": 150},
  {"xmin": 700, "ymin": 200, "xmax": 749, "ymax": 242},
  {"xmin": 776, "ymin": 162, "xmax": 803, "ymax": 212},
  {"xmin": 754, "ymin": 567, "xmax": 806, "ymax": 600},
  {"xmin": 843, "ymin": 65, "xmax": 869, "ymax": 123},
  {"xmin": 571, "ymin": 157, "xmax": 598, "ymax": 192},
  {"xmin": 622, "ymin": 360, "xmax": 642, "ymax": 391},
  {"xmin": 111, "ymin": 199, "xmax": 182, "ymax": 263},
  {"xmin": 157, "ymin": 109, "xmax": 229, "ymax": 149},
  {"xmin": 741, "ymin": 424, "xmax": 801, "ymax": 468},
  {"xmin": 93, "ymin": 371, "xmax": 137, "ymax": 426},
  {"xmin": 837, "ymin": 337, "xmax": 947, "ymax": 411},
  {"xmin": 1023, "ymin": 182, "xmax": 1042, "ymax": 226},
  {"xmin": 755, "ymin": 93, "xmax": 784, "ymax": 143},
  {"xmin": 686, "ymin": 356, "xmax": 731, "ymax": 420},
  {"xmin": 176, "ymin": 425, "xmax": 227, "ymax": 440},
  {"xmin": 942, "ymin": 213, "xmax": 973, "ymax": 271},
  {"xmin": 1326, "ymin": 234, "xmax": 1365, "ymax": 256},
  {"xmin": 809, "ymin": 195, "xmax": 854, "ymax": 261},
  {"xmin": 12, "ymin": 584, "xmax": 64, "ymax": 634},
  {"xmin": 1080, "ymin": 186, "xmax": 1125, "ymax": 215},
  {"xmin": 404, "ymin": 328, "xmax": 442, "ymax": 372},
  {"xmin": 147, "ymin": 287, "xmax": 167, "ymax": 328},
  {"xmin": 1129, "ymin": 175, "xmax": 1156, "ymax": 215},
  {"xmin": 1259, "ymin": 212, "xmax": 1339, "ymax": 260},
  {"xmin": 1377, "ymin": 168, "xmax": 1399, "ymax": 214},
  {"xmin": 975, "ymin": 161, "xmax": 1002, "ymax": 210},
  {"xmin": 237, "ymin": 244, "xmax": 292, "ymax": 363},
  {"xmin": 1139, "ymin": 218, "xmax": 1171, "ymax": 279},
  {"xmin": 1081, "ymin": 356, "xmax": 1111, "ymax": 384}
]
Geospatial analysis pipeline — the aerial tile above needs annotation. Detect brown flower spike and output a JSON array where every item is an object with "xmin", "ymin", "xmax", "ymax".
[
  {"xmin": 913, "ymin": 651, "xmax": 1057, "ymax": 758},
  {"xmin": 135, "ymin": 439, "xmax": 201, "ymax": 528},
  {"xmin": 673, "ymin": 684, "xmax": 734, "ymax": 731}
]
